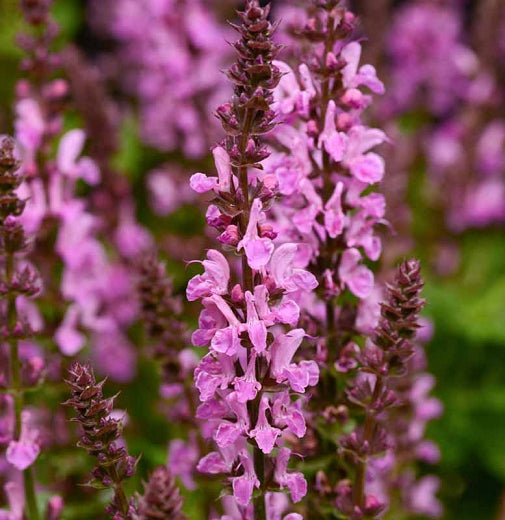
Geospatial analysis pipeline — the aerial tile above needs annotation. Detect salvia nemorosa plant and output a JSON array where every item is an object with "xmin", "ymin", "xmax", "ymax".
[
  {"xmin": 15, "ymin": 0, "xmax": 148, "ymax": 381},
  {"xmin": 337, "ymin": 259, "xmax": 426, "ymax": 518},
  {"xmin": 264, "ymin": 0, "xmax": 441, "ymax": 517},
  {"xmin": 0, "ymin": 135, "xmax": 62, "ymax": 520},
  {"xmin": 187, "ymin": 1, "xmax": 319, "ymax": 518},
  {"xmin": 64, "ymin": 362, "xmax": 138, "ymax": 518}
]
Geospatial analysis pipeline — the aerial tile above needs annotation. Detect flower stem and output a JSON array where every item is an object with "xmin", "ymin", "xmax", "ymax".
[{"xmin": 352, "ymin": 376, "xmax": 385, "ymax": 509}]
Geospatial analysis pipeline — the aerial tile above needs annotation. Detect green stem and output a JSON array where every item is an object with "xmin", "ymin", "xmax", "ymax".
[
  {"xmin": 110, "ymin": 465, "xmax": 130, "ymax": 515},
  {"xmin": 6, "ymin": 252, "xmax": 40, "ymax": 520},
  {"xmin": 352, "ymin": 377, "xmax": 385, "ymax": 510}
]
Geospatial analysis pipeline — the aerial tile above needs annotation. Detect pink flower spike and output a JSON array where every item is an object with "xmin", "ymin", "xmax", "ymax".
[
  {"xmin": 249, "ymin": 397, "xmax": 281, "ymax": 454},
  {"xmin": 6, "ymin": 410, "xmax": 40, "ymax": 471},
  {"xmin": 237, "ymin": 199, "xmax": 274, "ymax": 269}
]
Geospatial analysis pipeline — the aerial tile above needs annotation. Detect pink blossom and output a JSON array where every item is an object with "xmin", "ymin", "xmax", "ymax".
[
  {"xmin": 338, "ymin": 248, "xmax": 374, "ymax": 298},
  {"xmin": 249, "ymin": 397, "xmax": 281, "ymax": 454},
  {"xmin": 237, "ymin": 199, "xmax": 274, "ymax": 269},
  {"xmin": 57, "ymin": 130, "xmax": 100, "ymax": 185},
  {"xmin": 6, "ymin": 411, "xmax": 40, "ymax": 471},
  {"xmin": 230, "ymin": 451, "xmax": 260, "ymax": 507},
  {"xmin": 341, "ymin": 42, "xmax": 385, "ymax": 94},
  {"xmin": 274, "ymin": 448, "xmax": 307, "ymax": 503},
  {"xmin": 187, "ymin": 250, "xmax": 230, "ymax": 301}
]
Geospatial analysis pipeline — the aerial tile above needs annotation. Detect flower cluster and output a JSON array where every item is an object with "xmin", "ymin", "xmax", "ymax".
[
  {"xmin": 15, "ymin": 0, "xmax": 147, "ymax": 381},
  {"xmin": 337, "ymin": 259, "xmax": 430, "ymax": 518},
  {"xmin": 0, "ymin": 1, "xmax": 450, "ymax": 518},
  {"xmin": 188, "ymin": 1, "xmax": 318, "ymax": 516},
  {"xmin": 265, "ymin": 1, "xmax": 386, "ymax": 360},
  {"xmin": 64, "ymin": 362, "xmax": 138, "ymax": 518},
  {"xmin": 0, "ymin": 135, "xmax": 62, "ymax": 519},
  {"xmin": 138, "ymin": 466, "xmax": 186, "ymax": 520}
]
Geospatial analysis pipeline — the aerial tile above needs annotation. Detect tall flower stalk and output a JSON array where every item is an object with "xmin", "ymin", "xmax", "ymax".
[
  {"xmin": 268, "ymin": 0, "xmax": 386, "ymax": 364},
  {"xmin": 0, "ymin": 136, "xmax": 42, "ymax": 520},
  {"xmin": 64, "ymin": 362, "xmax": 138, "ymax": 518},
  {"xmin": 338, "ymin": 259, "xmax": 426, "ymax": 518},
  {"xmin": 188, "ymin": 1, "xmax": 319, "ymax": 517}
]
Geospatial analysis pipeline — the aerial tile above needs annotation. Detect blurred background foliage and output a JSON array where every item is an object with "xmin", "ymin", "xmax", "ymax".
[{"xmin": 1, "ymin": 0, "xmax": 505, "ymax": 518}]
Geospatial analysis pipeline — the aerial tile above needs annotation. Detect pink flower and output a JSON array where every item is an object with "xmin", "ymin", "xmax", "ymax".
[
  {"xmin": 272, "ymin": 392, "xmax": 306, "ymax": 438},
  {"xmin": 324, "ymin": 181, "xmax": 346, "ymax": 238},
  {"xmin": 194, "ymin": 353, "xmax": 235, "ymax": 402},
  {"xmin": 270, "ymin": 244, "xmax": 318, "ymax": 293},
  {"xmin": 249, "ymin": 397, "xmax": 281, "ymax": 454},
  {"xmin": 338, "ymin": 248, "xmax": 374, "ymax": 298},
  {"xmin": 190, "ymin": 146, "xmax": 232, "ymax": 194},
  {"xmin": 54, "ymin": 305, "xmax": 86, "ymax": 356},
  {"xmin": 197, "ymin": 450, "xmax": 233, "ymax": 475},
  {"xmin": 233, "ymin": 352, "xmax": 261, "ymax": 403},
  {"xmin": 168, "ymin": 436, "xmax": 199, "ymax": 490},
  {"xmin": 407, "ymin": 476, "xmax": 443, "ymax": 518},
  {"xmin": 318, "ymin": 100, "xmax": 347, "ymax": 161},
  {"xmin": 114, "ymin": 203, "xmax": 152, "ymax": 258},
  {"xmin": 6, "ymin": 411, "xmax": 40, "ymax": 471},
  {"xmin": 14, "ymin": 98, "xmax": 44, "ymax": 159},
  {"xmin": 187, "ymin": 250, "xmax": 230, "ymax": 301},
  {"xmin": 244, "ymin": 291, "xmax": 267, "ymax": 353},
  {"xmin": 273, "ymin": 61, "xmax": 315, "ymax": 117},
  {"xmin": 230, "ymin": 451, "xmax": 260, "ymax": 506},
  {"xmin": 57, "ymin": 130, "xmax": 100, "ymax": 185},
  {"xmin": 342, "ymin": 126, "xmax": 387, "ymax": 184},
  {"xmin": 270, "ymin": 329, "xmax": 319, "ymax": 392},
  {"xmin": 274, "ymin": 448, "xmax": 307, "ymax": 503},
  {"xmin": 237, "ymin": 199, "xmax": 274, "ymax": 269},
  {"xmin": 341, "ymin": 42, "xmax": 385, "ymax": 94}
]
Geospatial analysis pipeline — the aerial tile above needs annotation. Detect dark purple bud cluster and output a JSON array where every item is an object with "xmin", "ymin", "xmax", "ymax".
[
  {"xmin": 138, "ymin": 466, "xmax": 186, "ymax": 520},
  {"xmin": 338, "ymin": 259, "xmax": 425, "ymax": 518},
  {"xmin": 218, "ymin": 0, "xmax": 282, "ymax": 168},
  {"xmin": 0, "ymin": 137, "xmax": 41, "ymax": 340},
  {"xmin": 137, "ymin": 254, "xmax": 189, "ymax": 384},
  {"xmin": 64, "ymin": 362, "xmax": 138, "ymax": 519}
]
